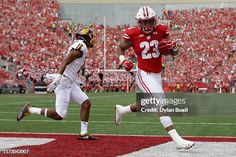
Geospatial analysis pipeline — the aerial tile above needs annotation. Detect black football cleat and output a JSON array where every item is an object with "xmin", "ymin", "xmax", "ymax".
[
  {"xmin": 16, "ymin": 104, "xmax": 31, "ymax": 121},
  {"xmin": 79, "ymin": 133, "xmax": 99, "ymax": 140}
]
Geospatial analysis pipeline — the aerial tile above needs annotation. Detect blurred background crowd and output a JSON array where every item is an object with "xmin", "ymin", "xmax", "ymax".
[{"xmin": 0, "ymin": 0, "xmax": 235, "ymax": 93}]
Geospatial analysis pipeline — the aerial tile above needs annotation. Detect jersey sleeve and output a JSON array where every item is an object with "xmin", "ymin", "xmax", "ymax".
[
  {"xmin": 122, "ymin": 27, "xmax": 133, "ymax": 41},
  {"xmin": 70, "ymin": 40, "xmax": 88, "ymax": 54}
]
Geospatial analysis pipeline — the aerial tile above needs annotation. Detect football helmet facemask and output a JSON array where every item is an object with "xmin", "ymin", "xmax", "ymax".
[
  {"xmin": 135, "ymin": 6, "xmax": 157, "ymax": 34},
  {"xmin": 77, "ymin": 28, "xmax": 95, "ymax": 48}
]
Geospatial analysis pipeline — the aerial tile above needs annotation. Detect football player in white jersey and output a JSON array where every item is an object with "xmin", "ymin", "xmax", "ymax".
[{"xmin": 17, "ymin": 27, "xmax": 98, "ymax": 140}]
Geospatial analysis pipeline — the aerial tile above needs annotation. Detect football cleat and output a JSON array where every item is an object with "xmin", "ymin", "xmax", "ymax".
[
  {"xmin": 16, "ymin": 104, "xmax": 31, "ymax": 121},
  {"xmin": 79, "ymin": 133, "xmax": 99, "ymax": 140},
  {"xmin": 115, "ymin": 104, "xmax": 124, "ymax": 126},
  {"xmin": 175, "ymin": 139, "xmax": 195, "ymax": 150}
]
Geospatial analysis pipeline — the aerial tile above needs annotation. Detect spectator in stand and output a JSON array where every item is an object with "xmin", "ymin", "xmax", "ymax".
[{"xmin": 1, "ymin": 1, "xmax": 235, "ymax": 93}]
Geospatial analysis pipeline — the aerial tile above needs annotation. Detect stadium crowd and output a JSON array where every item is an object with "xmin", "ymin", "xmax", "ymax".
[
  {"xmin": 162, "ymin": 8, "xmax": 236, "ymax": 92},
  {"xmin": 0, "ymin": 0, "xmax": 235, "ymax": 93},
  {"xmin": 0, "ymin": 0, "xmax": 69, "ymax": 84}
]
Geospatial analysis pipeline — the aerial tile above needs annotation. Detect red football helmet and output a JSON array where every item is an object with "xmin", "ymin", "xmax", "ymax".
[{"xmin": 135, "ymin": 6, "xmax": 157, "ymax": 34}]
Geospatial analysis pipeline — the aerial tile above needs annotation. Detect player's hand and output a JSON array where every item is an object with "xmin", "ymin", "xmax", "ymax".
[
  {"xmin": 47, "ymin": 74, "xmax": 62, "ymax": 92},
  {"xmin": 123, "ymin": 60, "xmax": 134, "ymax": 71},
  {"xmin": 158, "ymin": 39, "xmax": 178, "ymax": 55}
]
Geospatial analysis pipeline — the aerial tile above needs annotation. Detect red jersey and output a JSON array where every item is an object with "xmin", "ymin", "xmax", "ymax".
[{"xmin": 123, "ymin": 24, "xmax": 169, "ymax": 73}]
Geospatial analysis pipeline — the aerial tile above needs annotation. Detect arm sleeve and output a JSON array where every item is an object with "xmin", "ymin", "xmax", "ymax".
[
  {"xmin": 122, "ymin": 28, "xmax": 132, "ymax": 42},
  {"xmin": 70, "ymin": 41, "xmax": 88, "ymax": 54}
]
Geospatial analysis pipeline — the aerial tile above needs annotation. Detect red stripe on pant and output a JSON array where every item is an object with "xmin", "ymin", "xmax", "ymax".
[{"xmin": 137, "ymin": 70, "xmax": 153, "ymax": 97}]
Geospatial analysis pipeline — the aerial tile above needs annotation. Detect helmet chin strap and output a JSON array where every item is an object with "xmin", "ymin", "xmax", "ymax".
[
  {"xmin": 142, "ymin": 29, "xmax": 152, "ymax": 34},
  {"xmin": 140, "ymin": 27, "xmax": 154, "ymax": 34},
  {"xmin": 137, "ymin": 20, "xmax": 155, "ymax": 34}
]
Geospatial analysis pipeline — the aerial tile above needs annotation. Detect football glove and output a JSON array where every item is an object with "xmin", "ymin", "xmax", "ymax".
[
  {"xmin": 123, "ymin": 60, "xmax": 134, "ymax": 71},
  {"xmin": 119, "ymin": 55, "xmax": 134, "ymax": 71},
  {"xmin": 47, "ymin": 74, "xmax": 62, "ymax": 92},
  {"xmin": 158, "ymin": 39, "xmax": 178, "ymax": 55}
]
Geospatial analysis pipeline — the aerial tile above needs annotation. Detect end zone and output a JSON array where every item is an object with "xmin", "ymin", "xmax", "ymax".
[{"xmin": 0, "ymin": 133, "xmax": 236, "ymax": 157}]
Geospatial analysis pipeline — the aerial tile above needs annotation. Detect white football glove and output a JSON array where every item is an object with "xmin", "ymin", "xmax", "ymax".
[{"xmin": 47, "ymin": 74, "xmax": 62, "ymax": 92}]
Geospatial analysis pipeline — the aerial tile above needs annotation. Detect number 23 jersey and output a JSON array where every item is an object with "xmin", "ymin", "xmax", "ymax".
[{"xmin": 123, "ymin": 24, "xmax": 169, "ymax": 73}]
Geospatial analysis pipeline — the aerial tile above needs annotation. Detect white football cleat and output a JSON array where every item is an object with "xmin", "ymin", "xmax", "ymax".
[
  {"xmin": 115, "ymin": 105, "xmax": 124, "ymax": 126},
  {"xmin": 175, "ymin": 139, "xmax": 195, "ymax": 150}
]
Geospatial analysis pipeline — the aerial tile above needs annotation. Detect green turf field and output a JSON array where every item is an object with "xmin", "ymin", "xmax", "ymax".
[{"xmin": 0, "ymin": 92, "xmax": 235, "ymax": 137}]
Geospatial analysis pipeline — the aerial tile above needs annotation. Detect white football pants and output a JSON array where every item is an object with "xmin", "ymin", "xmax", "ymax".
[
  {"xmin": 54, "ymin": 75, "xmax": 88, "ymax": 118},
  {"xmin": 136, "ymin": 69, "xmax": 166, "ymax": 107}
]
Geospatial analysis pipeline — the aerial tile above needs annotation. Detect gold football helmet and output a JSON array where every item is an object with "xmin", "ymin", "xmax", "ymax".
[{"xmin": 77, "ymin": 27, "xmax": 95, "ymax": 48}]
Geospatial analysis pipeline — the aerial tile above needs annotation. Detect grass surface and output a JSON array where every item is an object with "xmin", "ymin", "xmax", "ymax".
[{"xmin": 0, "ymin": 92, "xmax": 235, "ymax": 137}]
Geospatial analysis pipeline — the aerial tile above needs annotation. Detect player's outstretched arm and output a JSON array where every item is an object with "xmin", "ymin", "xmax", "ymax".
[{"xmin": 47, "ymin": 49, "xmax": 83, "ymax": 92}]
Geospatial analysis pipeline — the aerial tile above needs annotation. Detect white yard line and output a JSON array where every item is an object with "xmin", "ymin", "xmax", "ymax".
[
  {"xmin": 0, "ymin": 94, "xmax": 124, "ymax": 105},
  {"xmin": 0, "ymin": 102, "xmax": 116, "ymax": 106},
  {"xmin": 0, "ymin": 111, "xmax": 114, "ymax": 116},
  {"xmin": 0, "ymin": 119, "xmax": 236, "ymax": 125},
  {"xmin": 0, "ymin": 132, "xmax": 236, "ymax": 139}
]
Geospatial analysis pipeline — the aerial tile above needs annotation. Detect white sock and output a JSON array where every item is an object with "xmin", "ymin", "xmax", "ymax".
[
  {"xmin": 80, "ymin": 121, "xmax": 88, "ymax": 135},
  {"xmin": 121, "ymin": 105, "xmax": 132, "ymax": 114},
  {"xmin": 168, "ymin": 129, "xmax": 184, "ymax": 143},
  {"xmin": 44, "ymin": 109, "xmax": 47, "ymax": 117},
  {"xmin": 28, "ymin": 107, "xmax": 41, "ymax": 115},
  {"xmin": 159, "ymin": 116, "xmax": 173, "ymax": 128}
]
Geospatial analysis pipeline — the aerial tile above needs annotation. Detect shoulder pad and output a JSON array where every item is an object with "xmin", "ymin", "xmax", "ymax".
[
  {"xmin": 74, "ymin": 40, "xmax": 84, "ymax": 50},
  {"xmin": 156, "ymin": 24, "xmax": 169, "ymax": 37},
  {"xmin": 69, "ymin": 40, "xmax": 88, "ymax": 53},
  {"xmin": 123, "ymin": 27, "xmax": 139, "ymax": 40}
]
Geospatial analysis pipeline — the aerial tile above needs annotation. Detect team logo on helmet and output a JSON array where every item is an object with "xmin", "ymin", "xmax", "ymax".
[
  {"xmin": 77, "ymin": 27, "xmax": 95, "ymax": 48},
  {"xmin": 135, "ymin": 6, "xmax": 157, "ymax": 34}
]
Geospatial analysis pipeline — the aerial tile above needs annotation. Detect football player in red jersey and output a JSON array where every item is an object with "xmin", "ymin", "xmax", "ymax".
[{"xmin": 115, "ymin": 6, "xmax": 195, "ymax": 149}]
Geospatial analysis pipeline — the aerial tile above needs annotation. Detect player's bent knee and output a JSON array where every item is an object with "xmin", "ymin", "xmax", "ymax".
[
  {"xmin": 81, "ymin": 99, "xmax": 91, "ymax": 110},
  {"xmin": 52, "ymin": 111, "xmax": 65, "ymax": 120},
  {"xmin": 55, "ymin": 115, "xmax": 63, "ymax": 120},
  {"xmin": 47, "ymin": 109, "xmax": 65, "ymax": 120},
  {"xmin": 53, "ymin": 112, "xmax": 64, "ymax": 120},
  {"xmin": 55, "ymin": 108, "xmax": 68, "ymax": 119}
]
